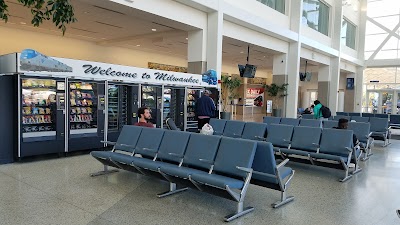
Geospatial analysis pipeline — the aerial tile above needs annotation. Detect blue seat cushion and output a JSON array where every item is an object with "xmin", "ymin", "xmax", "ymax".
[
  {"xmin": 110, "ymin": 153, "xmax": 136, "ymax": 165},
  {"xmin": 160, "ymin": 164, "xmax": 209, "ymax": 179},
  {"xmin": 132, "ymin": 157, "xmax": 175, "ymax": 171},
  {"xmin": 281, "ymin": 149, "xmax": 313, "ymax": 156},
  {"xmin": 310, "ymin": 153, "xmax": 348, "ymax": 163},
  {"xmin": 191, "ymin": 173, "xmax": 245, "ymax": 189},
  {"xmin": 91, "ymin": 151, "xmax": 113, "ymax": 160},
  {"xmin": 279, "ymin": 167, "xmax": 292, "ymax": 180}
]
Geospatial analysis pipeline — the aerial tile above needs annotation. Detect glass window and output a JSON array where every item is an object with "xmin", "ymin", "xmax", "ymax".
[
  {"xmin": 302, "ymin": 0, "xmax": 330, "ymax": 36},
  {"xmin": 256, "ymin": 0, "xmax": 285, "ymax": 14},
  {"xmin": 341, "ymin": 19, "xmax": 357, "ymax": 49}
]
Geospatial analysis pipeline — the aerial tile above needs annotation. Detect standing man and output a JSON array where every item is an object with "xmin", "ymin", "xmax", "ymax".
[
  {"xmin": 196, "ymin": 90, "xmax": 216, "ymax": 130},
  {"xmin": 134, "ymin": 107, "xmax": 154, "ymax": 128},
  {"xmin": 313, "ymin": 100, "xmax": 323, "ymax": 119}
]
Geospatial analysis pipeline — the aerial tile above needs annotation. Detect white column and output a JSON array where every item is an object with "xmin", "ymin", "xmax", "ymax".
[
  {"xmin": 328, "ymin": 57, "xmax": 341, "ymax": 114},
  {"xmin": 206, "ymin": 11, "xmax": 223, "ymax": 82},
  {"xmin": 187, "ymin": 30, "xmax": 207, "ymax": 74},
  {"xmin": 354, "ymin": 67, "xmax": 364, "ymax": 112},
  {"xmin": 284, "ymin": 0, "xmax": 302, "ymax": 118}
]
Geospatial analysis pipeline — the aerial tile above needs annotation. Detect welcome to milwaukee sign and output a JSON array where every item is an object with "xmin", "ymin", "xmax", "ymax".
[{"xmin": 17, "ymin": 53, "xmax": 214, "ymax": 87}]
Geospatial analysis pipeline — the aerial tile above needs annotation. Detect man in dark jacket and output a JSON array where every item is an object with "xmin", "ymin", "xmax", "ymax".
[
  {"xmin": 335, "ymin": 118, "xmax": 359, "ymax": 146},
  {"xmin": 196, "ymin": 90, "xmax": 216, "ymax": 130}
]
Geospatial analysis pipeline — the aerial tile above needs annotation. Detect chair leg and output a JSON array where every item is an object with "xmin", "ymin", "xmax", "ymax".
[
  {"xmin": 90, "ymin": 165, "xmax": 119, "ymax": 177},
  {"xmin": 157, "ymin": 182, "xmax": 188, "ymax": 198},
  {"xmin": 351, "ymin": 162, "xmax": 362, "ymax": 175},
  {"xmin": 271, "ymin": 191, "xmax": 294, "ymax": 208},
  {"xmin": 224, "ymin": 201, "xmax": 254, "ymax": 222},
  {"xmin": 339, "ymin": 168, "xmax": 353, "ymax": 182}
]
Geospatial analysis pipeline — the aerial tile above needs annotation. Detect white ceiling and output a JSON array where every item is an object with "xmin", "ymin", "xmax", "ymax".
[{"xmin": 2, "ymin": 0, "xmax": 280, "ymax": 69}]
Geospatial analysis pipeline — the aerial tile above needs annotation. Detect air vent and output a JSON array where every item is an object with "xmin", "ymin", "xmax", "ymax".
[
  {"xmin": 151, "ymin": 22, "xmax": 176, "ymax": 30},
  {"xmin": 92, "ymin": 5, "xmax": 126, "ymax": 15},
  {"xmin": 94, "ymin": 21, "xmax": 122, "ymax": 29},
  {"xmin": 70, "ymin": 27, "xmax": 98, "ymax": 34}
]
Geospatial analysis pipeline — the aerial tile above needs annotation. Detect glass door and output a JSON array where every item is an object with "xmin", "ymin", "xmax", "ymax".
[
  {"xmin": 141, "ymin": 85, "xmax": 162, "ymax": 128},
  {"xmin": 108, "ymin": 84, "xmax": 128, "ymax": 131},
  {"xmin": 185, "ymin": 88, "xmax": 202, "ymax": 131},
  {"xmin": 366, "ymin": 90, "xmax": 395, "ymax": 114},
  {"xmin": 381, "ymin": 91, "xmax": 393, "ymax": 114}
]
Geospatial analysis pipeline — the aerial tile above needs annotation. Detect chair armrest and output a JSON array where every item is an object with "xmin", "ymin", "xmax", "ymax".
[
  {"xmin": 255, "ymin": 136, "xmax": 267, "ymax": 141},
  {"xmin": 100, "ymin": 141, "xmax": 116, "ymax": 146},
  {"xmin": 345, "ymin": 147, "xmax": 353, "ymax": 152},
  {"xmin": 141, "ymin": 147, "xmax": 158, "ymax": 153},
  {"xmin": 199, "ymin": 158, "xmax": 214, "ymax": 164},
  {"xmin": 168, "ymin": 152, "xmax": 183, "ymax": 158},
  {"xmin": 277, "ymin": 158, "xmax": 290, "ymax": 169},
  {"xmin": 312, "ymin": 143, "xmax": 319, "ymax": 146},
  {"xmin": 119, "ymin": 144, "xmax": 136, "ymax": 149},
  {"xmin": 236, "ymin": 166, "xmax": 253, "ymax": 173},
  {"xmin": 283, "ymin": 139, "xmax": 291, "ymax": 144}
]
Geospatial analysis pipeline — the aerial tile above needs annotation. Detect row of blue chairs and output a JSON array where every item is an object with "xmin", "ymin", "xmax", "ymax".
[
  {"xmin": 331, "ymin": 112, "xmax": 400, "ymax": 127},
  {"xmin": 209, "ymin": 119, "xmax": 369, "ymax": 181},
  {"xmin": 264, "ymin": 116, "xmax": 390, "ymax": 147},
  {"xmin": 266, "ymin": 124, "xmax": 362, "ymax": 182},
  {"xmin": 90, "ymin": 126, "xmax": 295, "ymax": 221}
]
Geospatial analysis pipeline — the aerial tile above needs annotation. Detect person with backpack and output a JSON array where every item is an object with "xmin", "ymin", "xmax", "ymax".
[{"xmin": 313, "ymin": 100, "xmax": 331, "ymax": 120}]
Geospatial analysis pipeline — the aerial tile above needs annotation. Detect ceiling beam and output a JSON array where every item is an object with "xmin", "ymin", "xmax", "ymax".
[{"xmin": 96, "ymin": 30, "xmax": 187, "ymax": 46}]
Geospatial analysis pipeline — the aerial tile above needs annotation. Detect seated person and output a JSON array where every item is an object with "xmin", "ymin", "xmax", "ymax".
[
  {"xmin": 134, "ymin": 107, "xmax": 154, "ymax": 128},
  {"xmin": 302, "ymin": 105, "xmax": 314, "ymax": 115},
  {"xmin": 334, "ymin": 118, "xmax": 359, "ymax": 146}
]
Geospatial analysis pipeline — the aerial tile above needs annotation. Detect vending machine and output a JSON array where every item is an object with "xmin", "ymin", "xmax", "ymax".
[
  {"xmin": 67, "ymin": 80, "xmax": 105, "ymax": 152},
  {"xmin": 163, "ymin": 86, "xmax": 185, "ymax": 130},
  {"xmin": 106, "ymin": 83, "xmax": 139, "ymax": 142},
  {"xmin": 19, "ymin": 76, "xmax": 66, "ymax": 157},
  {"xmin": 141, "ymin": 85, "xmax": 162, "ymax": 128},
  {"xmin": 185, "ymin": 87, "xmax": 203, "ymax": 132}
]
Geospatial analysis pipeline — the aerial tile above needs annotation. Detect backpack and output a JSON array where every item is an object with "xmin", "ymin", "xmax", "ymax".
[{"xmin": 320, "ymin": 105, "xmax": 331, "ymax": 118}]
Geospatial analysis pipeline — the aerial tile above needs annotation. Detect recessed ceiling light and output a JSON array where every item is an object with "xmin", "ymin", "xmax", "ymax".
[
  {"xmin": 84, "ymin": 11, "xmax": 89, "ymax": 14},
  {"xmin": 151, "ymin": 28, "xmax": 157, "ymax": 32},
  {"xmin": 263, "ymin": 56, "xmax": 266, "ymax": 58},
  {"xmin": 240, "ymin": 51, "xmax": 244, "ymax": 54},
  {"xmin": 20, "ymin": 22, "xmax": 26, "ymax": 25},
  {"xmin": 186, "ymin": 38, "xmax": 188, "ymax": 40},
  {"xmin": 101, "ymin": 38, "xmax": 107, "ymax": 40},
  {"xmin": 136, "ymin": 44, "xmax": 141, "ymax": 47}
]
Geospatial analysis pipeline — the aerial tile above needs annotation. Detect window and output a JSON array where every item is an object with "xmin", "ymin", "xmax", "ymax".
[
  {"xmin": 256, "ymin": 0, "xmax": 285, "ymax": 14},
  {"xmin": 341, "ymin": 19, "xmax": 357, "ymax": 49},
  {"xmin": 302, "ymin": 0, "xmax": 330, "ymax": 36}
]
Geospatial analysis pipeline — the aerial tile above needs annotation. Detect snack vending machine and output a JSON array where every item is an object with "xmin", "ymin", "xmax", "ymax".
[
  {"xmin": 106, "ymin": 83, "xmax": 139, "ymax": 142},
  {"xmin": 19, "ymin": 76, "xmax": 66, "ymax": 157},
  {"xmin": 163, "ymin": 87, "xmax": 185, "ymax": 130},
  {"xmin": 141, "ymin": 85, "xmax": 162, "ymax": 128},
  {"xmin": 185, "ymin": 88, "xmax": 203, "ymax": 132},
  {"xmin": 67, "ymin": 80, "xmax": 105, "ymax": 152}
]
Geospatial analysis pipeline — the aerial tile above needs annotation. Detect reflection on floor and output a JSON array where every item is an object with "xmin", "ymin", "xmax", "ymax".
[{"xmin": 1, "ymin": 134, "xmax": 400, "ymax": 224}]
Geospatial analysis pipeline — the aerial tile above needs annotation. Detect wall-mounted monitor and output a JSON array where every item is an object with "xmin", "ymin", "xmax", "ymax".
[
  {"xmin": 346, "ymin": 78, "xmax": 354, "ymax": 90},
  {"xmin": 239, "ymin": 64, "xmax": 257, "ymax": 78}
]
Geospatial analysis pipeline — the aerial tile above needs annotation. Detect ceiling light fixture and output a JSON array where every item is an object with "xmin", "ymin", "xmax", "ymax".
[
  {"xmin": 20, "ymin": 22, "xmax": 26, "ymax": 25},
  {"xmin": 84, "ymin": 11, "xmax": 89, "ymax": 14},
  {"xmin": 151, "ymin": 28, "xmax": 157, "ymax": 32},
  {"xmin": 240, "ymin": 51, "xmax": 244, "ymax": 54},
  {"xmin": 136, "ymin": 44, "xmax": 141, "ymax": 47},
  {"xmin": 186, "ymin": 38, "xmax": 188, "ymax": 40}
]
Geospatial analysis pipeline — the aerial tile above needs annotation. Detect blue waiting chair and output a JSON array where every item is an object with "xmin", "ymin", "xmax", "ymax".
[
  {"xmin": 251, "ymin": 142, "xmax": 295, "ymax": 208},
  {"xmin": 299, "ymin": 119, "xmax": 322, "ymax": 128},
  {"xmin": 349, "ymin": 112, "xmax": 361, "ymax": 117},
  {"xmin": 310, "ymin": 128, "xmax": 354, "ymax": 182},
  {"xmin": 281, "ymin": 126, "xmax": 322, "ymax": 160},
  {"xmin": 336, "ymin": 112, "xmax": 349, "ymax": 116},
  {"xmin": 280, "ymin": 118, "xmax": 300, "ymax": 126},
  {"xmin": 263, "ymin": 116, "xmax": 281, "ymax": 125},
  {"xmin": 222, "ymin": 120, "xmax": 246, "ymax": 138},
  {"xmin": 369, "ymin": 117, "xmax": 391, "ymax": 147},
  {"xmin": 323, "ymin": 120, "xmax": 338, "ymax": 129},
  {"xmin": 190, "ymin": 137, "xmax": 257, "ymax": 222},
  {"xmin": 209, "ymin": 118, "xmax": 227, "ymax": 135},
  {"xmin": 333, "ymin": 115, "xmax": 351, "ymax": 121},
  {"xmin": 375, "ymin": 114, "xmax": 389, "ymax": 119},
  {"xmin": 266, "ymin": 124, "xmax": 294, "ymax": 154},
  {"xmin": 241, "ymin": 122, "xmax": 267, "ymax": 141},
  {"xmin": 348, "ymin": 122, "xmax": 373, "ymax": 161},
  {"xmin": 158, "ymin": 134, "xmax": 222, "ymax": 197},
  {"xmin": 362, "ymin": 113, "xmax": 375, "ymax": 118},
  {"xmin": 110, "ymin": 127, "xmax": 165, "ymax": 172},
  {"xmin": 301, "ymin": 114, "xmax": 315, "ymax": 119},
  {"xmin": 390, "ymin": 114, "xmax": 400, "ymax": 128},
  {"xmin": 90, "ymin": 125, "xmax": 143, "ymax": 176},
  {"xmin": 350, "ymin": 116, "xmax": 369, "ymax": 123}
]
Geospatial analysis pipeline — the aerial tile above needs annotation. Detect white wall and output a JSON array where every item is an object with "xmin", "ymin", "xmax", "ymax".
[{"xmin": 0, "ymin": 26, "xmax": 188, "ymax": 69}]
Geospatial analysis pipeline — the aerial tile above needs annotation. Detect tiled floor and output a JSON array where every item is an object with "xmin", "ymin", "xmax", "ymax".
[{"xmin": 1, "ymin": 138, "xmax": 400, "ymax": 225}]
